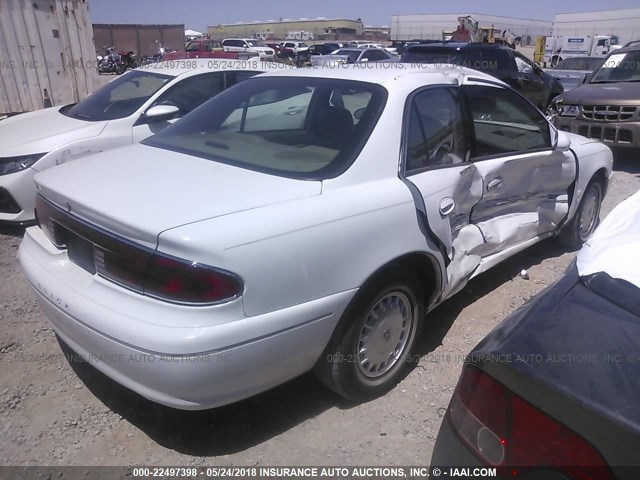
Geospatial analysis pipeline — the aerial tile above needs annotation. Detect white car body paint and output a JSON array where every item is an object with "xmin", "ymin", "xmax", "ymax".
[
  {"xmin": 577, "ymin": 189, "xmax": 640, "ymax": 289},
  {"xmin": 18, "ymin": 65, "xmax": 613, "ymax": 409}
]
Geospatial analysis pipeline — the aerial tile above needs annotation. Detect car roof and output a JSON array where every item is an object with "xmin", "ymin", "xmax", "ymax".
[
  {"xmin": 258, "ymin": 63, "xmax": 499, "ymax": 87},
  {"xmin": 133, "ymin": 58, "xmax": 286, "ymax": 77}
]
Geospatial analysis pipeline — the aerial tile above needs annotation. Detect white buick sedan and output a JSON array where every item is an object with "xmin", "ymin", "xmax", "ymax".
[
  {"xmin": 0, "ymin": 59, "xmax": 281, "ymax": 225},
  {"xmin": 18, "ymin": 65, "xmax": 613, "ymax": 410}
]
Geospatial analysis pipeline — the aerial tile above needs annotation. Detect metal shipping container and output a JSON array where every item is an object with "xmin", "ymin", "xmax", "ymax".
[{"xmin": 0, "ymin": 0, "xmax": 98, "ymax": 115}]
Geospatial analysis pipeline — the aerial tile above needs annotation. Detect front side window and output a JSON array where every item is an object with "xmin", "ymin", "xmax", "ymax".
[
  {"xmin": 464, "ymin": 85, "xmax": 550, "ymax": 158},
  {"xmin": 151, "ymin": 73, "xmax": 225, "ymax": 114},
  {"xmin": 185, "ymin": 42, "xmax": 200, "ymax": 52},
  {"xmin": 62, "ymin": 70, "xmax": 172, "ymax": 121},
  {"xmin": 405, "ymin": 87, "xmax": 468, "ymax": 173},
  {"xmin": 514, "ymin": 54, "xmax": 534, "ymax": 74},
  {"xmin": 144, "ymin": 77, "xmax": 387, "ymax": 179}
]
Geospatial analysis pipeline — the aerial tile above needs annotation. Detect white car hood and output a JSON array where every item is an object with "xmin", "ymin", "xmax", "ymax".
[
  {"xmin": 34, "ymin": 143, "xmax": 321, "ymax": 244},
  {"xmin": 577, "ymin": 189, "xmax": 640, "ymax": 289},
  {"xmin": 0, "ymin": 106, "xmax": 107, "ymax": 157}
]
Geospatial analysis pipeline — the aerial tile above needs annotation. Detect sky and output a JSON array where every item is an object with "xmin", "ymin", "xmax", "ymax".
[{"xmin": 90, "ymin": 0, "xmax": 640, "ymax": 32}]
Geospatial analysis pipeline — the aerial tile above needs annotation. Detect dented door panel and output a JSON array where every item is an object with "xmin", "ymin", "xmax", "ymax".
[
  {"xmin": 471, "ymin": 150, "xmax": 577, "ymax": 256},
  {"xmin": 407, "ymin": 165, "xmax": 485, "ymax": 292}
]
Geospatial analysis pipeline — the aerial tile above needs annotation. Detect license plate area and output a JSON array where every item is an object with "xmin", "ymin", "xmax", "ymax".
[{"xmin": 55, "ymin": 224, "xmax": 97, "ymax": 275}]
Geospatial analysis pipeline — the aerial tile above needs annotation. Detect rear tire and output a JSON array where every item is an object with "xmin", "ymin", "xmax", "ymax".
[
  {"xmin": 314, "ymin": 266, "xmax": 423, "ymax": 402},
  {"xmin": 558, "ymin": 179, "xmax": 603, "ymax": 249}
]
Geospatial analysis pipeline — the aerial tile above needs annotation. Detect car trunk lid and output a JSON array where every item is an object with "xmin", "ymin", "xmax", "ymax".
[{"xmin": 34, "ymin": 143, "xmax": 322, "ymax": 246}]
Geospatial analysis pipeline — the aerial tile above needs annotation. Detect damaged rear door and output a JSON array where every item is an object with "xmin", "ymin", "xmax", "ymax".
[
  {"xmin": 401, "ymin": 86, "xmax": 486, "ymax": 297},
  {"xmin": 462, "ymin": 84, "xmax": 577, "ymax": 258}
]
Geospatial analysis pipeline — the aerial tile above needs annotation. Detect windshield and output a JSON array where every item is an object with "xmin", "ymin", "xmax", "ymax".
[
  {"xmin": 554, "ymin": 57, "xmax": 603, "ymax": 71},
  {"xmin": 590, "ymin": 51, "xmax": 640, "ymax": 83},
  {"xmin": 246, "ymin": 40, "xmax": 265, "ymax": 47},
  {"xmin": 143, "ymin": 77, "xmax": 387, "ymax": 179},
  {"xmin": 62, "ymin": 70, "xmax": 173, "ymax": 121}
]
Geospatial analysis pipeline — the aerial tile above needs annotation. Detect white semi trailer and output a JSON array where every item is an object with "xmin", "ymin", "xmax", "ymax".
[{"xmin": 545, "ymin": 34, "xmax": 621, "ymax": 66}]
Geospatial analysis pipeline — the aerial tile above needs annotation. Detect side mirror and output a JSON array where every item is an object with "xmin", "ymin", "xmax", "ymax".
[
  {"xmin": 145, "ymin": 104, "xmax": 180, "ymax": 122},
  {"xmin": 360, "ymin": 58, "xmax": 370, "ymax": 62},
  {"xmin": 582, "ymin": 72, "xmax": 591, "ymax": 84},
  {"xmin": 551, "ymin": 126, "xmax": 571, "ymax": 151}
]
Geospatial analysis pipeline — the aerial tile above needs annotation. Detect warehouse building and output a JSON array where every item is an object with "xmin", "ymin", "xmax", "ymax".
[
  {"xmin": 552, "ymin": 8, "xmax": 640, "ymax": 46},
  {"xmin": 208, "ymin": 18, "xmax": 363, "ymax": 41},
  {"xmin": 391, "ymin": 14, "xmax": 552, "ymax": 45},
  {"xmin": 93, "ymin": 24, "xmax": 185, "ymax": 56}
]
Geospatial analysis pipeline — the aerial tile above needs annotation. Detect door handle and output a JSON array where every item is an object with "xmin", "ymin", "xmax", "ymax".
[
  {"xmin": 439, "ymin": 197, "xmax": 455, "ymax": 216},
  {"xmin": 487, "ymin": 178, "xmax": 503, "ymax": 192}
]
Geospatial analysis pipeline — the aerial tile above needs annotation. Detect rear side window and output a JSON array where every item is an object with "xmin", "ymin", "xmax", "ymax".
[
  {"xmin": 464, "ymin": 85, "xmax": 550, "ymax": 158},
  {"xmin": 405, "ymin": 87, "xmax": 468, "ymax": 173},
  {"xmin": 363, "ymin": 50, "xmax": 389, "ymax": 61}
]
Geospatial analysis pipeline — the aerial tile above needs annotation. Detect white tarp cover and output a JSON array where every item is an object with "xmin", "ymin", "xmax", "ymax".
[{"xmin": 577, "ymin": 188, "xmax": 640, "ymax": 288}]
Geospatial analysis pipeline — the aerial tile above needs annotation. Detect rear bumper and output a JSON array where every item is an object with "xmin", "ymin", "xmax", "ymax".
[
  {"xmin": 18, "ymin": 226, "xmax": 354, "ymax": 410},
  {"xmin": 554, "ymin": 117, "xmax": 640, "ymax": 148}
]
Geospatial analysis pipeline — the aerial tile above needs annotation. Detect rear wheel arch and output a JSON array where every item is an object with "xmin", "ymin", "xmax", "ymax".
[
  {"xmin": 313, "ymin": 251, "xmax": 443, "ymax": 401},
  {"xmin": 335, "ymin": 251, "xmax": 443, "ymax": 335}
]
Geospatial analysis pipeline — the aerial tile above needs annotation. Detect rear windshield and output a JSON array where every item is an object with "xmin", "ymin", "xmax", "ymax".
[
  {"xmin": 143, "ymin": 77, "xmax": 387, "ymax": 180},
  {"xmin": 62, "ymin": 70, "xmax": 173, "ymax": 121}
]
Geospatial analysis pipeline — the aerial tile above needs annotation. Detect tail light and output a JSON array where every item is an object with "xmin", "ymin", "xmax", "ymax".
[
  {"xmin": 35, "ymin": 194, "xmax": 243, "ymax": 305},
  {"xmin": 95, "ymin": 243, "xmax": 243, "ymax": 305},
  {"xmin": 448, "ymin": 365, "xmax": 613, "ymax": 480},
  {"xmin": 143, "ymin": 253, "xmax": 242, "ymax": 304}
]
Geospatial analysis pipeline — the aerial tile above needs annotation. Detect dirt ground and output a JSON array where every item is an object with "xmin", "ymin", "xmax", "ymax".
[{"xmin": 1, "ymin": 154, "xmax": 639, "ymax": 467}]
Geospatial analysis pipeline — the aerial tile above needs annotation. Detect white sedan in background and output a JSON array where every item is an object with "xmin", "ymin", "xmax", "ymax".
[
  {"xmin": 19, "ymin": 65, "xmax": 612, "ymax": 410},
  {"xmin": 0, "ymin": 59, "xmax": 283, "ymax": 225}
]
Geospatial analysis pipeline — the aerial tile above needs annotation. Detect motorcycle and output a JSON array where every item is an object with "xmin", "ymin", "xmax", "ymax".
[
  {"xmin": 97, "ymin": 46, "xmax": 126, "ymax": 74},
  {"xmin": 119, "ymin": 50, "xmax": 138, "ymax": 69},
  {"xmin": 139, "ymin": 41, "xmax": 174, "ymax": 65}
]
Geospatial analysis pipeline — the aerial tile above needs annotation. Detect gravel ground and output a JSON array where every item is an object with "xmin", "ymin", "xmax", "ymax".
[{"xmin": 0, "ymin": 153, "xmax": 639, "ymax": 467}]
